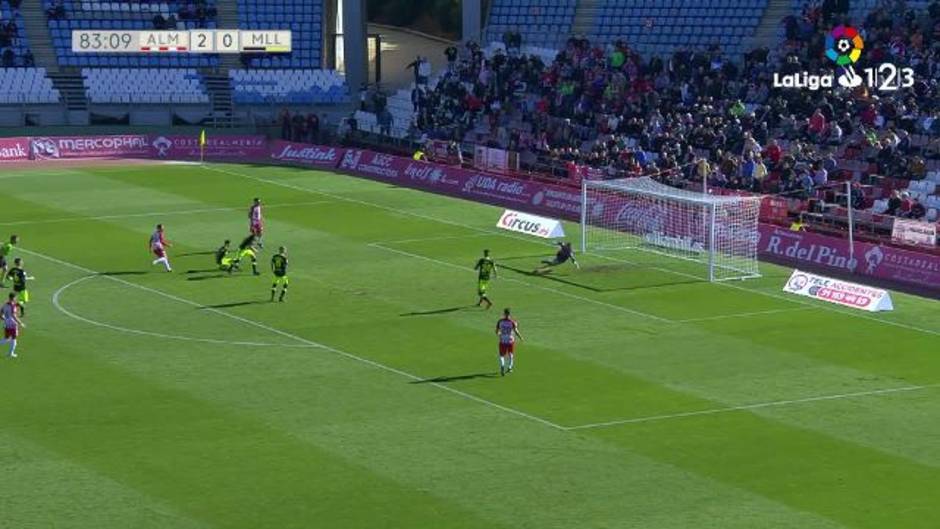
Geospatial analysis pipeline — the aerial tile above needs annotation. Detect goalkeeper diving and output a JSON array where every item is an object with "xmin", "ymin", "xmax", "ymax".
[{"xmin": 534, "ymin": 241, "xmax": 580, "ymax": 274}]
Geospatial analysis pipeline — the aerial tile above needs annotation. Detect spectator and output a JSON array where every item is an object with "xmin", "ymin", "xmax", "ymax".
[
  {"xmin": 812, "ymin": 162, "xmax": 829, "ymax": 187},
  {"xmin": 22, "ymin": 49, "xmax": 33, "ymax": 67},
  {"xmin": 306, "ymin": 113, "xmax": 319, "ymax": 143},
  {"xmin": 900, "ymin": 192, "xmax": 914, "ymax": 217},
  {"xmin": 886, "ymin": 190, "xmax": 903, "ymax": 215},
  {"xmin": 1, "ymin": 48, "xmax": 13, "ymax": 68},
  {"xmin": 910, "ymin": 199, "xmax": 927, "ymax": 220},
  {"xmin": 153, "ymin": 14, "xmax": 166, "ymax": 30},
  {"xmin": 753, "ymin": 156, "xmax": 768, "ymax": 191},
  {"xmin": 279, "ymin": 108, "xmax": 291, "ymax": 140},
  {"xmin": 444, "ymin": 45, "xmax": 458, "ymax": 69}
]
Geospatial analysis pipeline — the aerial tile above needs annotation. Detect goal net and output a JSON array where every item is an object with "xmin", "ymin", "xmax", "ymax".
[{"xmin": 580, "ymin": 177, "xmax": 762, "ymax": 281}]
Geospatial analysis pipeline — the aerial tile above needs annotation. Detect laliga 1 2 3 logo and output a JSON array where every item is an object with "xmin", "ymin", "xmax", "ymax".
[{"xmin": 774, "ymin": 25, "xmax": 914, "ymax": 92}]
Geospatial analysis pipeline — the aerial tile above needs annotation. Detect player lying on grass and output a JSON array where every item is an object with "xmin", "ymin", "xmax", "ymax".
[
  {"xmin": 534, "ymin": 242, "xmax": 580, "ymax": 274},
  {"xmin": 215, "ymin": 240, "xmax": 238, "ymax": 272},
  {"xmin": 6, "ymin": 258, "xmax": 32, "ymax": 315},
  {"xmin": 496, "ymin": 308, "xmax": 523, "ymax": 376},
  {"xmin": 231, "ymin": 234, "xmax": 261, "ymax": 275},
  {"xmin": 0, "ymin": 235, "xmax": 18, "ymax": 288},
  {"xmin": 270, "ymin": 246, "xmax": 289, "ymax": 302},
  {"xmin": 150, "ymin": 224, "xmax": 172, "ymax": 272},
  {"xmin": 1, "ymin": 292, "xmax": 24, "ymax": 358},
  {"xmin": 474, "ymin": 249, "xmax": 497, "ymax": 309}
]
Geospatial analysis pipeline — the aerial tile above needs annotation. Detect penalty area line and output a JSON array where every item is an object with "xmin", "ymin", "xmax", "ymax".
[
  {"xmin": 26, "ymin": 247, "xmax": 567, "ymax": 432},
  {"xmin": 565, "ymin": 384, "xmax": 940, "ymax": 431}
]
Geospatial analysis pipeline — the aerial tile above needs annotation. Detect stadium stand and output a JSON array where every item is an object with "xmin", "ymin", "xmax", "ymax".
[
  {"xmin": 45, "ymin": 0, "xmax": 220, "ymax": 68},
  {"xmin": 0, "ymin": 67, "xmax": 60, "ymax": 103},
  {"xmin": 230, "ymin": 69, "xmax": 347, "ymax": 104},
  {"xmin": 83, "ymin": 67, "xmax": 208, "ymax": 103},
  {"xmin": 1, "ymin": 0, "xmax": 34, "ymax": 67},
  {"xmin": 591, "ymin": 0, "xmax": 766, "ymax": 57},
  {"xmin": 356, "ymin": 0, "xmax": 939, "ymax": 235},
  {"xmin": 236, "ymin": 0, "xmax": 321, "ymax": 68},
  {"xmin": 483, "ymin": 0, "xmax": 576, "ymax": 49}
]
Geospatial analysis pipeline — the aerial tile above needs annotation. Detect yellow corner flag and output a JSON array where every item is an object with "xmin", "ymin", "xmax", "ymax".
[{"xmin": 199, "ymin": 129, "xmax": 207, "ymax": 164}]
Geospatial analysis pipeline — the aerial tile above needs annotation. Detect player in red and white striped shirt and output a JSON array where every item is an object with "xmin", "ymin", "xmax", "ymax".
[
  {"xmin": 1, "ymin": 292, "xmax": 24, "ymax": 358},
  {"xmin": 249, "ymin": 198, "xmax": 264, "ymax": 249},
  {"xmin": 149, "ymin": 224, "xmax": 172, "ymax": 272},
  {"xmin": 495, "ymin": 308, "xmax": 523, "ymax": 376}
]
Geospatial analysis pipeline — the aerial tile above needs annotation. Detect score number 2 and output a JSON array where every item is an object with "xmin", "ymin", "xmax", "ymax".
[{"xmin": 863, "ymin": 63, "xmax": 915, "ymax": 92}]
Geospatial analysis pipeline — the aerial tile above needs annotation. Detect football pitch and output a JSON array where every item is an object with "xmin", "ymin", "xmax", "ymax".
[{"xmin": 2, "ymin": 161, "xmax": 940, "ymax": 529}]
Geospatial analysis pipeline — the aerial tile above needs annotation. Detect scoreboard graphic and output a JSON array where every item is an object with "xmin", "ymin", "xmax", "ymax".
[{"xmin": 71, "ymin": 30, "xmax": 291, "ymax": 53}]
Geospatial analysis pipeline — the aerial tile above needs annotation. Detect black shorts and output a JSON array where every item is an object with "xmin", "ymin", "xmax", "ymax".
[{"xmin": 0, "ymin": 257, "xmax": 6, "ymax": 269}]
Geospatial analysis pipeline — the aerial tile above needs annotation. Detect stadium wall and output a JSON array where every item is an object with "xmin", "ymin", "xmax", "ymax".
[{"xmin": 4, "ymin": 133, "xmax": 940, "ymax": 296}]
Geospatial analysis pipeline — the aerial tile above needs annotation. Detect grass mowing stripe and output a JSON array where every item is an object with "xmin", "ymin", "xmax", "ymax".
[
  {"xmin": 369, "ymin": 242, "xmax": 673, "ymax": 323},
  {"xmin": 567, "ymin": 384, "xmax": 940, "ymax": 430},
  {"xmin": 205, "ymin": 163, "xmax": 940, "ymax": 338},
  {"xmin": 0, "ymin": 200, "xmax": 333, "ymax": 227},
  {"xmin": 53, "ymin": 275, "xmax": 316, "ymax": 348},
  {"xmin": 675, "ymin": 307, "xmax": 818, "ymax": 323},
  {"xmin": 201, "ymin": 164, "xmax": 563, "ymax": 249},
  {"xmin": 591, "ymin": 247, "xmax": 940, "ymax": 338},
  {"xmin": 26, "ymin": 247, "xmax": 567, "ymax": 432}
]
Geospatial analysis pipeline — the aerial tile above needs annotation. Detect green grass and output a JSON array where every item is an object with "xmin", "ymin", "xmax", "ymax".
[{"xmin": 1, "ymin": 162, "xmax": 939, "ymax": 529}]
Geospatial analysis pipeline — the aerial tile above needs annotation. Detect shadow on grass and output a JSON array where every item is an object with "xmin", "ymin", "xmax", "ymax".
[
  {"xmin": 186, "ymin": 274, "xmax": 231, "ymax": 282},
  {"xmin": 410, "ymin": 372, "xmax": 498, "ymax": 384},
  {"xmin": 176, "ymin": 251, "xmax": 215, "ymax": 258},
  {"xmin": 499, "ymin": 263, "xmax": 703, "ymax": 292},
  {"xmin": 199, "ymin": 300, "xmax": 266, "ymax": 309},
  {"xmin": 185, "ymin": 268, "xmax": 221, "ymax": 274},
  {"xmin": 400, "ymin": 305, "xmax": 475, "ymax": 317},
  {"xmin": 99, "ymin": 271, "xmax": 149, "ymax": 276}
]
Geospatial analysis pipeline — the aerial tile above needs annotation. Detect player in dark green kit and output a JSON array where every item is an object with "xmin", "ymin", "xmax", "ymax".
[
  {"xmin": 270, "ymin": 246, "xmax": 289, "ymax": 302},
  {"xmin": 6, "ymin": 257, "xmax": 30, "ymax": 315},
  {"xmin": 474, "ymin": 249, "xmax": 497, "ymax": 309},
  {"xmin": 215, "ymin": 240, "xmax": 237, "ymax": 272},
  {"xmin": 232, "ymin": 234, "xmax": 261, "ymax": 275},
  {"xmin": 0, "ymin": 235, "xmax": 18, "ymax": 288}
]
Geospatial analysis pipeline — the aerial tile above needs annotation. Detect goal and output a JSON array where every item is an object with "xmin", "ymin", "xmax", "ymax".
[{"xmin": 580, "ymin": 177, "xmax": 762, "ymax": 282}]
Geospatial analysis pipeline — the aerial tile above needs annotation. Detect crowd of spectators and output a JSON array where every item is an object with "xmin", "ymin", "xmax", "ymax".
[
  {"xmin": 404, "ymin": 0, "xmax": 939, "ymax": 206},
  {"xmin": 1, "ymin": 7, "xmax": 32, "ymax": 67},
  {"xmin": 278, "ymin": 108, "xmax": 323, "ymax": 144},
  {"xmin": 46, "ymin": 0, "xmax": 66, "ymax": 20},
  {"xmin": 155, "ymin": 1, "xmax": 216, "ymax": 29}
]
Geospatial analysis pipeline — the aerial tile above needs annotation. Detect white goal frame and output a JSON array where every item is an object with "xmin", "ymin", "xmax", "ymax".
[{"xmin": 580, "ymin": 177, "xmax": 762, "ymax": 282}]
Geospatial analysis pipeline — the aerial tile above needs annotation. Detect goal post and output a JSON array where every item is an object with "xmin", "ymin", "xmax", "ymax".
[{"xmin": 580, "ymin": 177, "xmax": 762, "ymax": 282}]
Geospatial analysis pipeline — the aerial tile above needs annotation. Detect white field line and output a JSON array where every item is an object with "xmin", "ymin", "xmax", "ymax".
[
  {"xmin": 377, "ymin": 233, "xmax": 491, "ymax": 245},
  {"xmin": 566, "ymin": 384, "xmax": 940, "ymax": 431},
  {"xmin": 369, "ymin": 242, "xmax": 672, "ymax": 324},
  {"xmin": 53, "ymin": 275, "xmax": 317, "ymax": 349},
  {"xmin": 202, "ymin": 164, "xmax": 940, "ymax": 332},
  {"xmin": 591, "ymin": 252, "xmax": 940, "ymax": 337},
  {"xmin": 0, "ymin": 200, "xmax": 333, "ymax": 227},
  {"xmin": 200, "ymin": 164, "xmax": 561, "ymax": 250},
  {"xmin": 676, "ymin": 307, "xmax": 817, "ymax": 323},
  {"xmin": 26, "ymin": 247, "xmax": 566, "ymax": 431}
]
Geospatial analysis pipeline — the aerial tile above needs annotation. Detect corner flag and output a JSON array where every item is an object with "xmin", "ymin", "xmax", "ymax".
[{"xmin": 199, "ymin": 129, "xmax": 206, "ymax": 163}]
